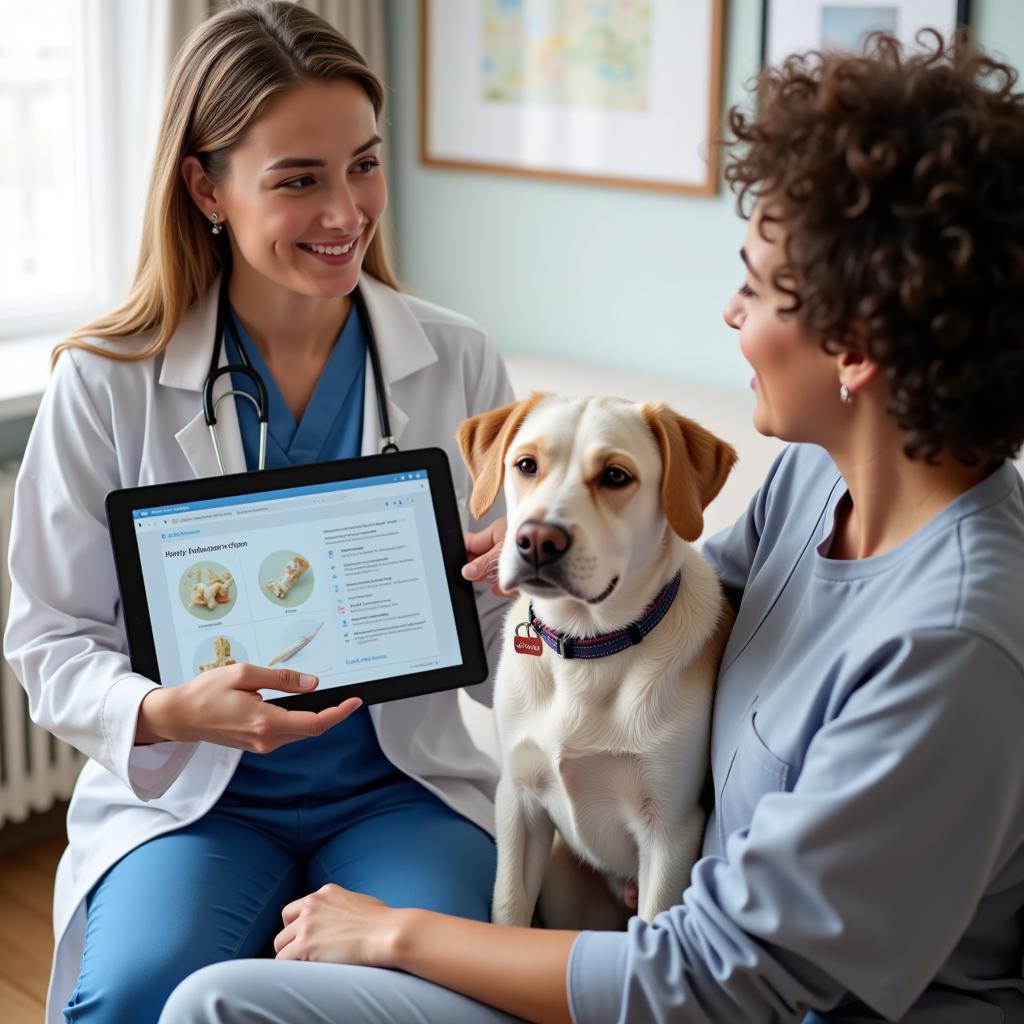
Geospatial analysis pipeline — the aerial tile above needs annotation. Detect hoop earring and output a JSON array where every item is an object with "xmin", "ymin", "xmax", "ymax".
[
  {"xmin": 209, "ymin": 211, "xmax": 223, "ymax": 235},
  {"xmin": 839, "ymin": 383, "xmax": 852, "ymax": 404}
]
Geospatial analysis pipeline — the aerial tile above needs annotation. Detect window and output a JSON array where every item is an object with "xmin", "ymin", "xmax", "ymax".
[{"xmin": 0, "ymin": 0, "xmax": 145, "ymax": 343}]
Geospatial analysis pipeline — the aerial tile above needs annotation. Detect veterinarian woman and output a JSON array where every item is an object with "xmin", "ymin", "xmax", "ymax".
[
  {"xmin": 162, "ymin": 30, "xmax": 1024, "ymax": 1024},
  {"xmin": 1, "ymin": 4, "xmax": 515, "ymax": 1022}
]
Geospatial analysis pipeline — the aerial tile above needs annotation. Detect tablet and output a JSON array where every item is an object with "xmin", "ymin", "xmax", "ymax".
[{"xmin": 106, "ymin": 448, "xmax": 488, "ymax": 711}]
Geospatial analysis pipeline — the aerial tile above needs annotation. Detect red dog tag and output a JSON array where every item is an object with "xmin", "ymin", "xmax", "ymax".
[{"xmin": 513, "ymin": 622, "xmax": 543, "ymax": 656}]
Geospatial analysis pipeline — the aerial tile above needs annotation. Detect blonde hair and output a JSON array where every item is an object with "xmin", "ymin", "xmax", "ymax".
[{"xmin": 54, "ymin": 0, "xmax": 399, "ymax": 367}]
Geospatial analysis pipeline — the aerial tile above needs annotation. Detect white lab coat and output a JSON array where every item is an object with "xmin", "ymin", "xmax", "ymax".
[{"xmin": 2, "ymin": 274, "xmax": 513, "ymax": 1023}]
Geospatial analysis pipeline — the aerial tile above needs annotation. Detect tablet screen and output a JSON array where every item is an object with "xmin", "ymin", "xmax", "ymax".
[{"xmin": 130, "ymin": 469, "xmax": 463, "ymax": 698}]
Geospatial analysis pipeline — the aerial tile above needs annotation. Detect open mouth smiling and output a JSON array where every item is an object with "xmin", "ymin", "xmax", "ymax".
[{"xmin": 297, "ymin": 238, "xmax": 358, "ymax": 256}]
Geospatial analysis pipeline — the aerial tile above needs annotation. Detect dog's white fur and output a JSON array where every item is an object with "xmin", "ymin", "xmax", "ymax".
[{"xmin": 458, "ymin": 394, "xmax": 736, "ymax": 928}]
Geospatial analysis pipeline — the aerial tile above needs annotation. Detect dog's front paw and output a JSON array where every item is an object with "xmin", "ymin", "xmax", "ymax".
[
  {"xmin": 638, "ymin": 897, "xmax": 673, "ymax": 924},
  {"xmin": 491, "ymin": 899, "xmax": 533, "ymax": 928}
]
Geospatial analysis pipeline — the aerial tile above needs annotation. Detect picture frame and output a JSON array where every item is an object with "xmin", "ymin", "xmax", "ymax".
[
  {"xmin": 762, "ymin": 0, "xmax": 971, "ymax": 67},
  {"xmin": 420, "ymin": 0, "xmax": 725, "ymax": 196}
]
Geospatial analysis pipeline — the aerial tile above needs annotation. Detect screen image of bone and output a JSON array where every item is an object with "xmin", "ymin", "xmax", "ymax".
[
  {"xmin": 179, "ymin": 561, "xmax": 237, "ymax": 620},
  {"xmin": 193, "ymin": 635, "xmax": 248, "ymax": 675},
  {"xmin": 262, "ymin": 619, "xmax": 326, "ymax": 672},
  {"xmin": 258, "ymin": 550, "xmax": 314, "ymax": 607}
]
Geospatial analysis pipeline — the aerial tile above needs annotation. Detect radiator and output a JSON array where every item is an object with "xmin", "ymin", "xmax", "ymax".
[{"xmin": 0, "ymin": 462, "xmax": 84, "ymax": 826}]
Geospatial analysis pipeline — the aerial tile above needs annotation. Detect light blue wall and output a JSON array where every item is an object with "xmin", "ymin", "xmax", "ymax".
[
  {"xmin": 384, "ymin": 0, "xmax": 1024, "ymax": 393},
  {"xmin": 972, "ymin": 0, "xmax": 1024, "ymax": 70}
]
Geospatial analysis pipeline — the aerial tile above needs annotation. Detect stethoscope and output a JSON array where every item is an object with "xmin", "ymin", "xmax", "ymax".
[{"xmin": 203, "ymin": 273, "xmax": 399, "ymax": 474}]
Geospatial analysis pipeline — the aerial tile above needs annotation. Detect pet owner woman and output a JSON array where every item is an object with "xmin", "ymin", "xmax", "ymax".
[
  {"xmin": 2, "ymin": 3, "xmax": 513, "ymax": 1022},
  {"xmin": 162, "ymin": 31, "xmax": 1024, "ymax": 1024}
]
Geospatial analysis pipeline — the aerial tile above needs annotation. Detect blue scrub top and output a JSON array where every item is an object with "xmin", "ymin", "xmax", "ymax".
[
  {"xmin": 225, "ymin": 304, "xmax": 366, "ymax": 470},
  {"xmin": 220, "ymin": 303, "xmax": 402, "ymax": 804}
]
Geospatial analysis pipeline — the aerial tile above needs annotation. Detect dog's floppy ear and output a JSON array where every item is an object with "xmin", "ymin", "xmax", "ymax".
[
  {"xmin": 457, "ymin": 394, "xmax": 546, "ymax": 518},
  {"xmin": 642, "ymin": 403, "xmax": 738, "ymax": 541}
]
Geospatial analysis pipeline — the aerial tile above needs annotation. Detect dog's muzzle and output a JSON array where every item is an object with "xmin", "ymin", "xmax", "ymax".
[
  {"xmin": 508, "ymin": 520, "xmax": 616, "ymax": 604},
  {"xmin": 515, "ymin": 519, "xmax": 572, "ymax": 570}
]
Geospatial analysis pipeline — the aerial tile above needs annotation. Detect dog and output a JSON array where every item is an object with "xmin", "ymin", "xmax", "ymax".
[{"xmin": 458, "ymin": 393, "xmax": 736, "ymax": 928}]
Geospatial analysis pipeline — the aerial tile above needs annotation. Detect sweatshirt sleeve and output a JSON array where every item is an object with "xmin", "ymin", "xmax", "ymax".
[
  {"xmin": 2, "ymin": 350, "xmax": 198, "ymax": 799},
  {"xmin": 567, "ymin": 630, "xmax": 1024, "ymax": 1023},
  {"xmin": 699, "ymin": 447, "xmax": 789, "ymax": 611}
]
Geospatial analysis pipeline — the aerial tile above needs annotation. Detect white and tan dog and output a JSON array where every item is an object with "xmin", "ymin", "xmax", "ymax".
[{"xmin": 458, "ymin": 394, "xmax": 736, "ymax": 929}]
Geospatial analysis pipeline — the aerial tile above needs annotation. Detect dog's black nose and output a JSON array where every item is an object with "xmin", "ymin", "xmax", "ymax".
[{"xmin": 516, "ymin": 520, "xmax": 572, "ymax": 568}]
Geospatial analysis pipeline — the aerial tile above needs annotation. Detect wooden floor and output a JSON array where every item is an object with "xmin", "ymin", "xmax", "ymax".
[{"xmin": 0, "ymin": 833, "xmax": 64, "ymax": 1023}]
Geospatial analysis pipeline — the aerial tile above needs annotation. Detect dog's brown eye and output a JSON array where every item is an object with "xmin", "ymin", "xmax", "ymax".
[
  {"xmin": 516, "ymin": 457, "xmax": 538, "ymax": 476},
  {"xmin": 602, "ymin": 466, "xmax": 632, "ymax": 488}
]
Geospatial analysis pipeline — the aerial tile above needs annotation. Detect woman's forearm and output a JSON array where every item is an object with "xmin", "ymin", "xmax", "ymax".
[{"xmin": 384, "ymin": 909, "xmax": 578, "ymax": 1024}]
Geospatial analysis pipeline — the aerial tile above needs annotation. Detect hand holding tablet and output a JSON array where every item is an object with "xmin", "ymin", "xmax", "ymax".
[{"xmin": 107, "ymin": 449, "xmax": 488, "ymax": 718}]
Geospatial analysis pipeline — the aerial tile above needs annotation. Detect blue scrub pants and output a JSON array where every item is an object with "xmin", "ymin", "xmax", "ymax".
[{"xmin": 63, "ymin": 778, "xmax": 496, "ymax": 1024}]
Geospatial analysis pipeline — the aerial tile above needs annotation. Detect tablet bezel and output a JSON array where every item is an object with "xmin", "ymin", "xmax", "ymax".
[{"xmin": 105, "ymin": 447, "xmax": 488, "ymax": 711}]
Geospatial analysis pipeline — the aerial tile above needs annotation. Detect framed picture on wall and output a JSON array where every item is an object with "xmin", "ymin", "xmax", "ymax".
[
  {"xmin": 420, "ymin": 0, "xmax": 725, "ymax": 196},
  {"xmin": 762, "ymin": 0, "xmax": 971, "ymax": 67}
]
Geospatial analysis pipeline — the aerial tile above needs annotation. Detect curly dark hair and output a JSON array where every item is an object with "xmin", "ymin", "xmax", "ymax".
[{"xmin": 724, "ymin": 31, "xmax": 1024, "ymax": 465}]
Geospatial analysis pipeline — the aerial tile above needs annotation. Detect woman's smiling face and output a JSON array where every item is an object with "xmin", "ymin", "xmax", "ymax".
[
  {"xmin": 723, "ymin": 209, "xmax": 842, "ymax": 443},
  {"xmin": 212, "ymin": 78, "xmax": 387, "ymax": 300}
]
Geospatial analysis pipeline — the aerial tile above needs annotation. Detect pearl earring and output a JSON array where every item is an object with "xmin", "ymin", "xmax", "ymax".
[
  {"xmin": 839, "ymin": 383, "xmax": 852, "ymax": 404},
  {"xmin": 209, "ymin": 212, "xmax": 223, "ymax": 235}
]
